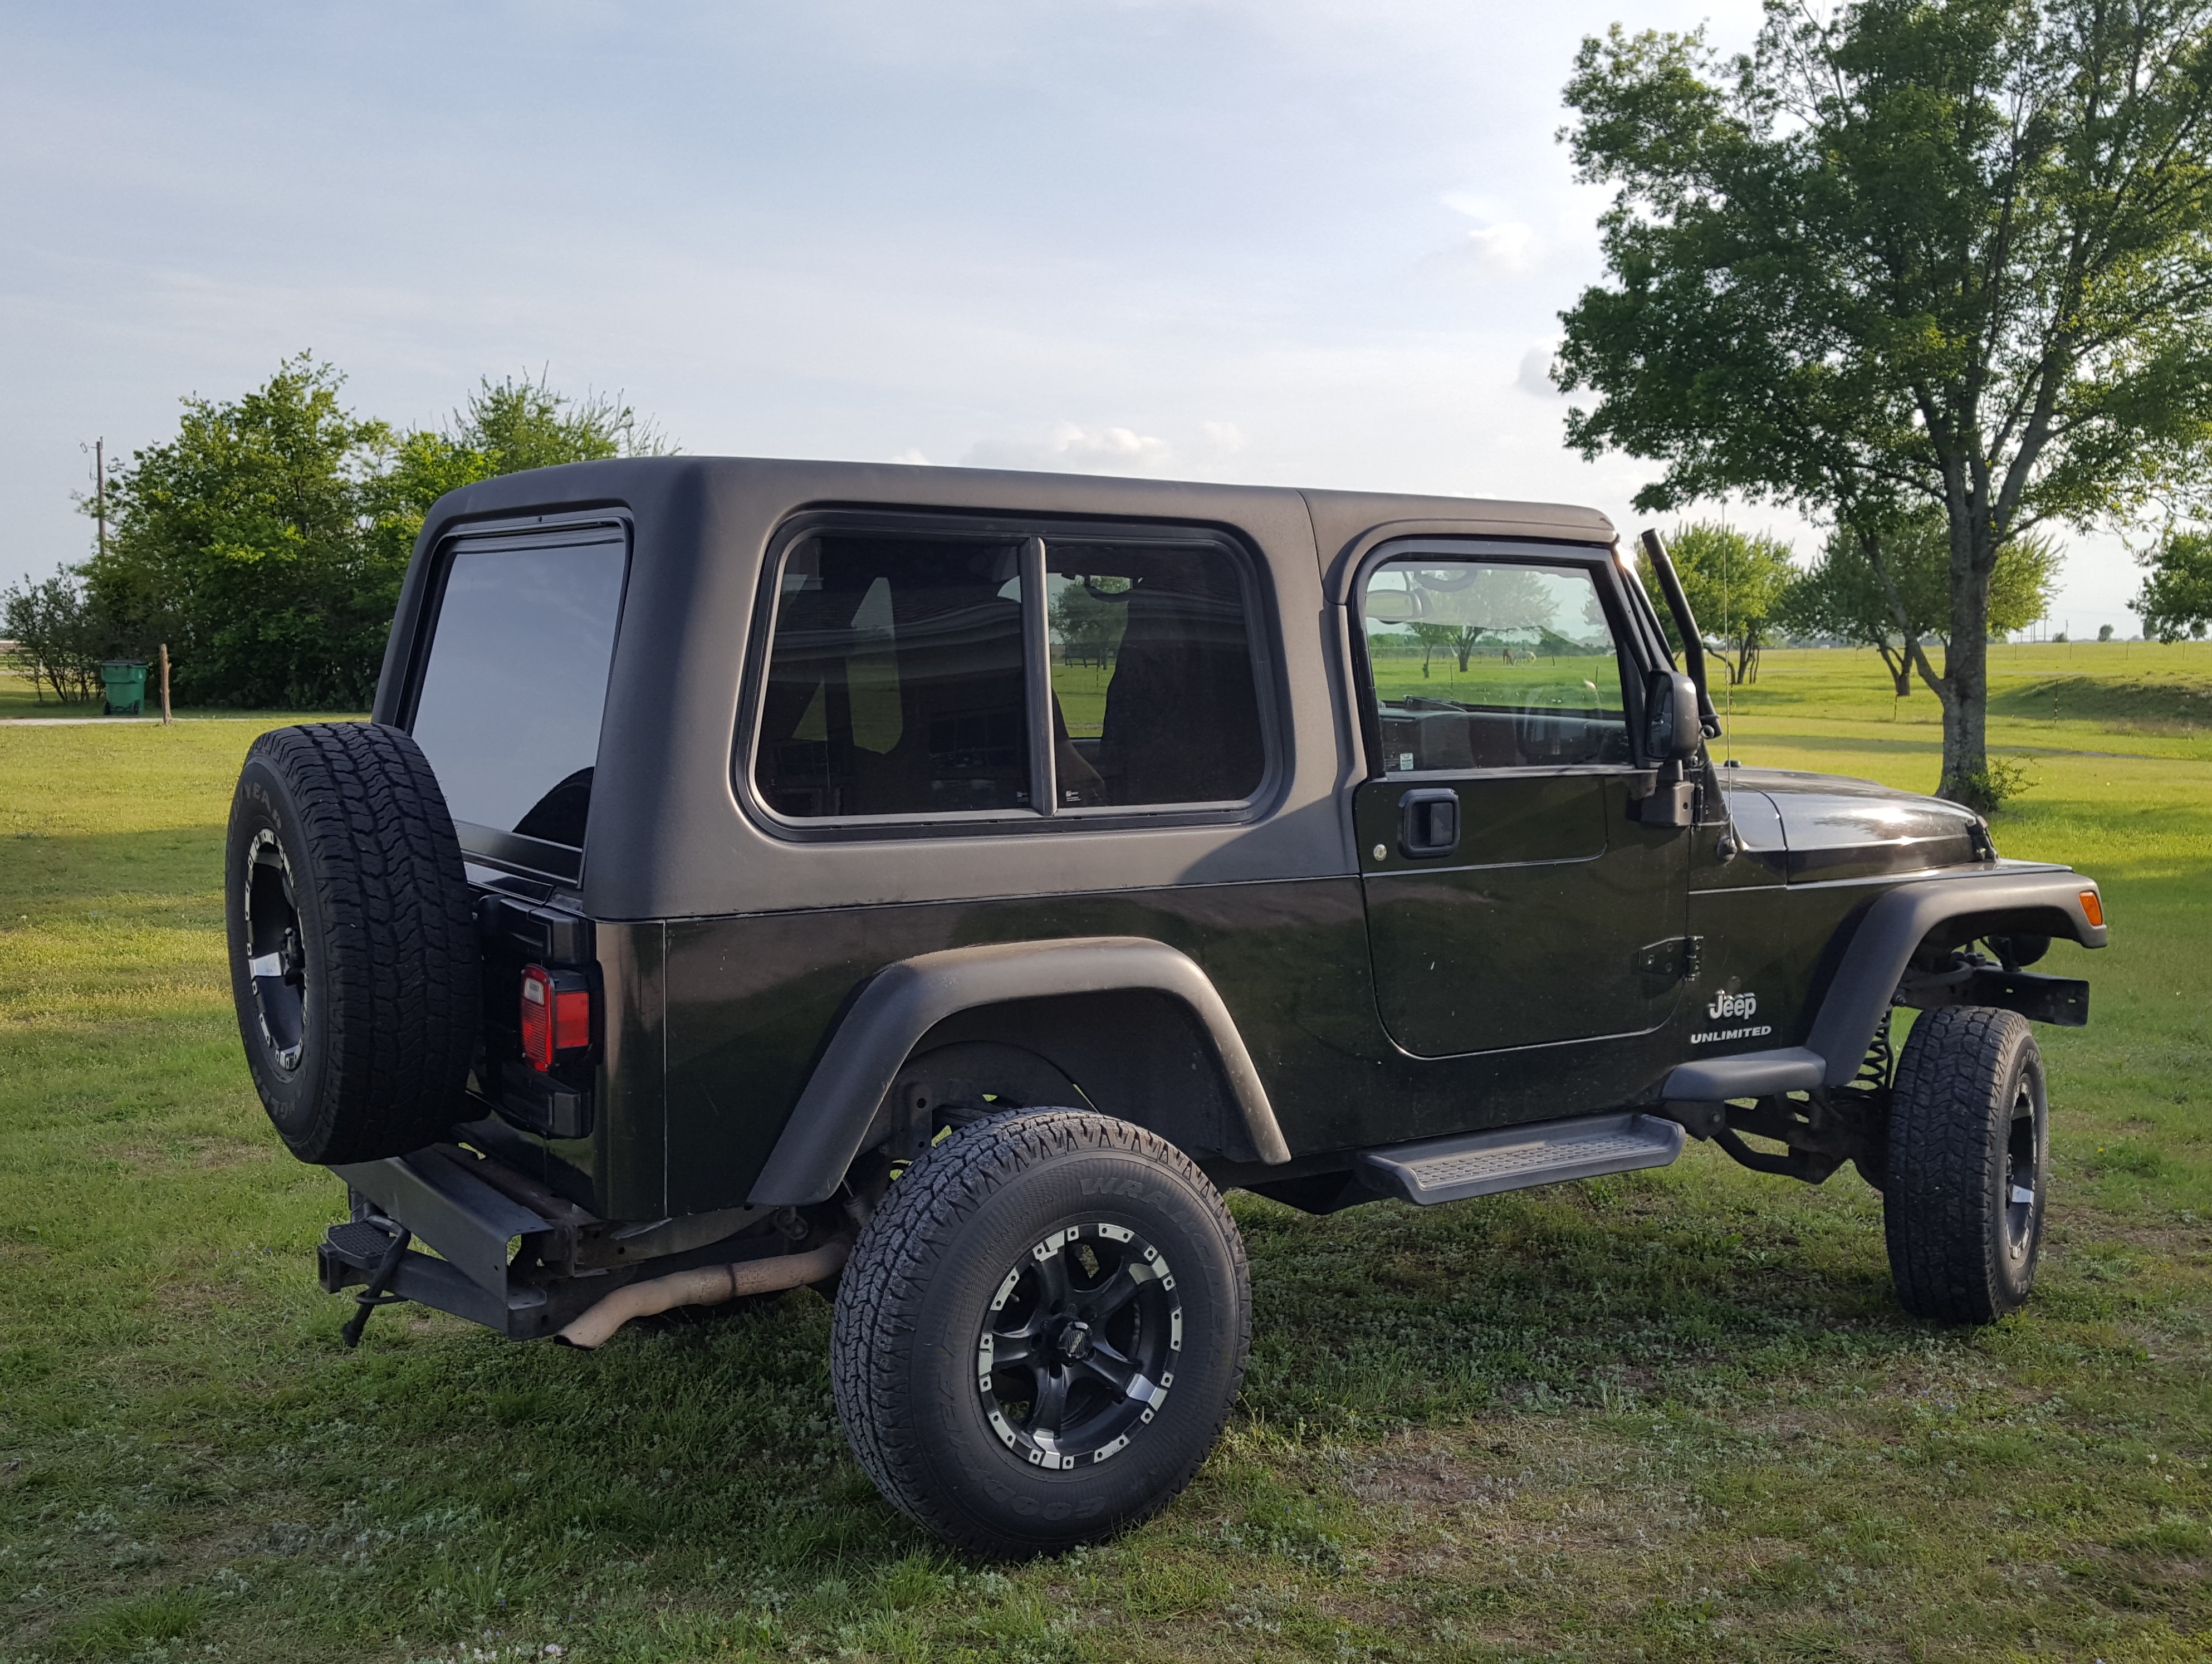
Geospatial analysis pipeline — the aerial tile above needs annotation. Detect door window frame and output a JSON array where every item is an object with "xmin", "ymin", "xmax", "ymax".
[
  {"xmin": 733, "ymin": 508, "xmax": 1288, "ymax": 841},
  {"xmin": 1347, "ymin": 538, "xmax": 1664, "ymax": 784}
]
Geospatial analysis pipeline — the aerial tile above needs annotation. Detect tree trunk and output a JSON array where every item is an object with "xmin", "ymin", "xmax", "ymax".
[
  {"xmin": 1876, "ymin": 641, "xmax": 1912, "ymax": 697},
  {"xmin": 1936, "ymin": 539, "xmax": 1994, "ymax": 806}
]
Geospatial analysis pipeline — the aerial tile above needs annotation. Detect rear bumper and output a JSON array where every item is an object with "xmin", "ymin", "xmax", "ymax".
[
  {"xmin": 318, "ymin": 1139, "xmax": 809, "ymax": 1340},
  {"xmin": 319, "ymin": 1225, "xmax": 556, "ymax": 1337},
  {"xmin": 321, "ymin": 1146, "xmax": 600, "ymax": 1339}
]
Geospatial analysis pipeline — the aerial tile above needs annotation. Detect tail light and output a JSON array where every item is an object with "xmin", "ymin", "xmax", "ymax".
[{"xmin": 520, "ymin": 965, "xmax": 593, "ymax": 1072}]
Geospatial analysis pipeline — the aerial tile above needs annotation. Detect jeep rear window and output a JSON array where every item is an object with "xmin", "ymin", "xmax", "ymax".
[
  {"xmin": 751, "ymin": 529, "xmax": 1266, "ymax": 823},
  {"xmin": 410, "ymin": 530, "xmax": 628, "ymax": 855}
]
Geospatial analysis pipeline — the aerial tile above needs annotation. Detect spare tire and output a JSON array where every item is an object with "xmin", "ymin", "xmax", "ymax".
[{"xmin": 226, "ymin": 723, "xmax": 481, "ymax": 1164}]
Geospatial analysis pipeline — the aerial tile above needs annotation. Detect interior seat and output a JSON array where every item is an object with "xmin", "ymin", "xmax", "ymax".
[{"xmin": 1097, "ymin": 570, "xmax": 1263, "ymax": 805}]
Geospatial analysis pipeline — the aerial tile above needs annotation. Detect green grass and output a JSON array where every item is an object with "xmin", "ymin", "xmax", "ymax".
[{"xmin": 3, "ymin": 652, "xmax": 2209, "ymax": 1662}]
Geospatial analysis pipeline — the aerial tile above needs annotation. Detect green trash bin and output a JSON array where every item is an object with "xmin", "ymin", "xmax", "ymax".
[{"xmin": 100, "ymin": 660, "xmax": 148, "ymax": 716}]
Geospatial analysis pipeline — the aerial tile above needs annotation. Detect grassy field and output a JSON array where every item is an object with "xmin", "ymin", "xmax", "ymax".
[{"xmin": 1, "ymin": 647, "xmax": 2207, "ymax": 1663}]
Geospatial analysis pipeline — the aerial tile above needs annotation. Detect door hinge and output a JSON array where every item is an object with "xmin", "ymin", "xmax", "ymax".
[{"xmin": 1634, "ymin": 936, "xmax": 1703, "ymax": 986}]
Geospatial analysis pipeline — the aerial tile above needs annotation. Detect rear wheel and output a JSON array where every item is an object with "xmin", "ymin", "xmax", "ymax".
[
  {"xmin": 226, "ymin": 723, "xmax": 480, "ymax": 1164},
  {"xmin": 1883, "ymin": 1006, "xmax": 2048, "ymax": 1323},
  {"xmin": 831, "ymin": 1110, "xmax": 1250, "ymax": 1558}
]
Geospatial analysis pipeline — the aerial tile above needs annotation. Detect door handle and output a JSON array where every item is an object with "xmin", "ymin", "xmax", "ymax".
[{"xmin": 1398, "ymin": 788, "xmax": 1460, "ymax": 859}]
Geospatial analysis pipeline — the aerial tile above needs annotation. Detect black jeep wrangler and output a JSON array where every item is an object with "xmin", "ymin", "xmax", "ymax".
[{"xmin": 226, "ymin": 458, "xmax": 2105, "ymax": 1556}]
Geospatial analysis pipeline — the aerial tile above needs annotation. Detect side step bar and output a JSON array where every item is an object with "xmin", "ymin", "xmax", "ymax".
[{"xmin": 1357, "ymin": 1112, "xmax": 1686, "ymax": 1207}]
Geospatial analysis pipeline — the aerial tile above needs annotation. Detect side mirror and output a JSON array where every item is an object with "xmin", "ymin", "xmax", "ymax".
[{"xmin": 1643, "ymin": 668, "xmax": 1702, "ymax": 762}]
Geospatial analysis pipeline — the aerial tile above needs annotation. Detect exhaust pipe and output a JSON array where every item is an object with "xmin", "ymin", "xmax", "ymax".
[{"xmin": 557, "ymin": 1240, "xmax": 850, "ymax": 1350}]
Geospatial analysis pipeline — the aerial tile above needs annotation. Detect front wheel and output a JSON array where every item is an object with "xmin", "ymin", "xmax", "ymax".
[
  {"xmin": 831, "ymin": 1111, "xmax": 1251, "ymax": 1558},
  {"xmin": 1883, "ymin": 1006, "xmax": 2048, "ymax": 1324}
]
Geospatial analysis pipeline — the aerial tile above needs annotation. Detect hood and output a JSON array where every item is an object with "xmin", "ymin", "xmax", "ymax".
[{"xmin": 1717, "ymin": 766, "xmax": 1987, "ymax": 883}]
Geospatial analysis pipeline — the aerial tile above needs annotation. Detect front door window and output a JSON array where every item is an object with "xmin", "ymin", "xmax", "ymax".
[{"xmin": 1362, "ymin": 560, "xmax": 1632, "ymax": 773}]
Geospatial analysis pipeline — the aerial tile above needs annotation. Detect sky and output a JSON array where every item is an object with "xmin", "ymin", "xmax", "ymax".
[{"xmin": 0, "ymin": 0, "xmax": 2146, "ymax": 638}]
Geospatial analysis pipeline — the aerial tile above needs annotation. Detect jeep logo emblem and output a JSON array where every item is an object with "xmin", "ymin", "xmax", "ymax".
[{"xmin": 1707, "ymin": 988, "xmax": 1758, "ymax": 1020}]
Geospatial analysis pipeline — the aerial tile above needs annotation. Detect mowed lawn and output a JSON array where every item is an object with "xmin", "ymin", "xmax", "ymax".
[{"xmin": 1, "ymin": 648, "xmax": 2207, "ymax": 1663}]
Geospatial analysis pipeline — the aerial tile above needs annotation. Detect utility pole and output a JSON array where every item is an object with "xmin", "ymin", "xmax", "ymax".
[{"xmin": 95, "ymin": 437, "xmax": 106, "ymax": 558}]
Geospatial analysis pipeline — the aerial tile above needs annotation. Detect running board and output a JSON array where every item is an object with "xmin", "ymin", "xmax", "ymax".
[{"xmin": 1357, "ymin": 1112, "xmax": 1686, "ymax": 1206}]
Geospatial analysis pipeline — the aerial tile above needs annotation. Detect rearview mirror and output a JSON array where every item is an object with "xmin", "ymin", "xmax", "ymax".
[
  {"xmin": 1364, "ymin": 589, "xmax": 1424, "ymax": 624},
  {"xmin": 1643, "ymin": 668, "xmax": 1702, "ymax": 762}
]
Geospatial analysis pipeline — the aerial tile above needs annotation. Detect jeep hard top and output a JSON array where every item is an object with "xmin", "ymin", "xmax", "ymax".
[{"xmin": 225, "ymin": 457, "xmax": 2105, "ymax": 1555}]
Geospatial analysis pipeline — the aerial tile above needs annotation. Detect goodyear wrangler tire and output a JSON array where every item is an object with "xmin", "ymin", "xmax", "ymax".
[
  {"xmin": 1883, "ymin": 1005, "xmax": 2048, "ymax": 1324},
  {"xmin": 831, "ymin": 1110, "xmax": 1251, "ymax": 1558},
  {"xmin": 226, "ymin": 723, "xmax": 481, "ymax": 1164}
]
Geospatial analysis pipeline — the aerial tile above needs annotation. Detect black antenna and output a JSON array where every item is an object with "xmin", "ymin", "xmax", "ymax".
[{"xmin": 1638, "ymin": 530, "xmax": 1720, "ymax": 737}]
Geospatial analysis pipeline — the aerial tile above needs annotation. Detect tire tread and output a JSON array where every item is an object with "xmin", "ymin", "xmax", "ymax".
[
  {"xmin": 229, "ymin": 722, "xmax": 479, "ymax": 1163},
  {"xmin": 1883, "ymin": 1004, "xmax": 2039, "ymax": 1324}
]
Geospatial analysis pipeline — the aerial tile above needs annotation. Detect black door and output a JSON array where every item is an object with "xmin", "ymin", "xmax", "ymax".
[{"xmin": 1352, "ymin": 552, "xmax": 1690, "ymax": 1057}]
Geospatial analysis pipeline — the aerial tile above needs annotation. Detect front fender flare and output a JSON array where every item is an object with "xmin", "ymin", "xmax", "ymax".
[
  {"xmin": 1666, "ymin": 868, "xmax": 2105, "ymax": 1104},
  {"xmin": 747, "ymin": 936, "xmax": 1293, "ymax": 1205}
]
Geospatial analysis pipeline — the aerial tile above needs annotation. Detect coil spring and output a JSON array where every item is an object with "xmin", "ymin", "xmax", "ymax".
[{"xmin": 1855, "ymin": 1009, "xmax": 1896, "ymax": 1090}]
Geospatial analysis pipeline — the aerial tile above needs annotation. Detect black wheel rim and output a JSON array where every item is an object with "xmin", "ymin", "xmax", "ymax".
[
  {"xmin": 243, "ymin": 828, "xmax": 307, "ymax": 1071},
  {"xmin": 977, "ymin": 1221, "xmax": 1181, "ymax": 1470},
  {"xmin": 2002, "ymin": 1076, "xmax": 2040, "ymax": 1259}
]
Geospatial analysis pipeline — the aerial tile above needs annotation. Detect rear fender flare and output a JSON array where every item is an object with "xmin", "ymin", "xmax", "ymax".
[{"xmin": 747, "ymin": 936, "xmax": 1291, "ymax": 1205}]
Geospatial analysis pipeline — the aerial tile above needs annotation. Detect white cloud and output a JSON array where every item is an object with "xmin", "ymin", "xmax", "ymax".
[
  {"xmin": 962, "ymin": 423, "xmax": 1174, "ymax": 474},
  {"xmin": 1433, "ymin": 191, "xmax": 1540, "ymax": 276},
  {"xmin": 1463, "ymin": 222, "xmax": 1538, "ymax": 275},
  {"xmin": 888, "ymin": 447, "xmax": 931, "ymax": 465},
  {"xmin": 1516, "ymin": 341, "xmax": 1563, "ymax": 397}
]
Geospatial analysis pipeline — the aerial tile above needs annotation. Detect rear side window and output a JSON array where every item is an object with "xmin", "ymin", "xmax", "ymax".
[
  {"xmin": 410, "ymin": 530, "xmax": 628, "ymax": 854},
  {"xmin": 750, "ymin": 526, "xmax": 1267, "ymax": 825},
  {"xmin": 1045, "ymin": 544, "xmax": 1264, "ymax": 807},
  {"xmin": 756, "ymin": 536, "xmax": 1031, "ymax": 818}
]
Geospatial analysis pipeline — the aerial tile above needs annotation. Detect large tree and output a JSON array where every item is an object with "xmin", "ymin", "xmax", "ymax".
[
  {"xmin": 86, "ymin": 354, "xmax": 394, "ymax": 708},
  {"xmin": 1407, "ymin": 623, "xmax": 1486, "ymax": 674},
  {"xmin": 1557, "ymin": 0, "xmax": 2212, "ymax": 807},
  {"xmin": 1778, "ymin": 511, "xmax": 2059, "ymax": 692}
]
